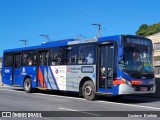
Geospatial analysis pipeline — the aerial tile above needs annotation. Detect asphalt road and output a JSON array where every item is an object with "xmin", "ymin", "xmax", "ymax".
[{"xmin": 0, "ymin": 86, "xmax": 160, "ymax": 120}]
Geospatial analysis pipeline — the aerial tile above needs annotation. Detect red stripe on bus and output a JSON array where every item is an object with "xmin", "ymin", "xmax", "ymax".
[
  {"xmin": 38, "ymin": 67, "xmax": 46, "ymax": 88},
  {"xmin": 131, "ymin": 80, "xmax": 141, "ymax": 85},
  {"xmin": 113, "ymin": 80, "xmax": 125, "ymax": 85}
]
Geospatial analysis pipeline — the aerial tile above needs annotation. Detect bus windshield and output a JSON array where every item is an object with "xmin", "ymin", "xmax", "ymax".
[{"xmin": 120, "ymin": 46, "xmax": 154, "ymax": 73}]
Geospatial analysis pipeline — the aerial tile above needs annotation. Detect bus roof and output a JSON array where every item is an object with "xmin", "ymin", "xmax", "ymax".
[
  {"xmin": 3, "ymin": 35, "xmax": 150, "ymax": 53},
  {"xmin": 4, "ymin": 38, "xmax": 74, "ymax": 53}
]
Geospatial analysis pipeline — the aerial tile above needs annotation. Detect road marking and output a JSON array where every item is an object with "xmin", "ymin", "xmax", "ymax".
[
  {"xmin": 58, "ymin": 107, "xmax": 101, "ymax": 116},
  {"xmin": 58, "ymin": 107, "xmax": 77, "ymax": 111},
  {"xmin": 33, "ymin": 92, "xmax": 85, "ymax": 100},
  {"xmin": 1, "ymin": 88, "xmax": 160, "ymax": 110},
  {"xmin": 0, "ymin": 86, "xmax": 11, "ymax": 88},
  {"xmin": 0, "ymin": 88, "xmax": 25, "ymax": 93},
  {"xmin": 97, "ymin": 100, "xmax": 160, "ymax": 110},
  {"xmin": 0, "ymin": 88, "xmax": 85, "ymax": 100}
]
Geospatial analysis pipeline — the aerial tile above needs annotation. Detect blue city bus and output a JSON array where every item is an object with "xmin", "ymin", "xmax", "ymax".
[{"xmin": 2, "ymin": 35, "xmax": 155, "ymax": 100}]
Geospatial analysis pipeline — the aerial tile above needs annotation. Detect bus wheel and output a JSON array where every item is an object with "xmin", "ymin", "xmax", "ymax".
[
  {"xmin": 24, "ymin": 78, "xmax": 32, "ymax": 93},
  {"xmin": 82, "ymin": 81, "xmax": 96, "ymax": 101}
]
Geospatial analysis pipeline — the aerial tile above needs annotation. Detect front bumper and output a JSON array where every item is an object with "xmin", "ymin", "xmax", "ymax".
[{"xmin": 118, "ymin": 83, "xmax": 156, "ymax": 95}]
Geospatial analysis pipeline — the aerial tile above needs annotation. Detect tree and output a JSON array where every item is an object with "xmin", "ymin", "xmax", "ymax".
[
  {"xmin": 136, "ymin": 24, "xmax": 148, "ymax": 36},
  {"xmin": 136, "ymin": 22, "xmax": 160, "ymax": 36}
]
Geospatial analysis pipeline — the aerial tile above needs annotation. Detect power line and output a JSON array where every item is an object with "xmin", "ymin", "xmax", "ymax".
[{"xmin": 17, "ymin": 14, "xmax": 160, "ymax": 44}]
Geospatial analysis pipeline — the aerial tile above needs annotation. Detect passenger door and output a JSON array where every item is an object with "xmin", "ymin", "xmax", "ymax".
[
  {"xmin": 97, "ymin": 43, "xmax": 115, "ymax": 92},
  {"xmin": 37, "ymin": 51, "xmax": 49, "ymax": 88}
]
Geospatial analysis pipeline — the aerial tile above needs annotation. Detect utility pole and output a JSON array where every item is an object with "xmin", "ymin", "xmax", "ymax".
[
  {"xmin": 75, "ymin": 34, "xmax": 86, "ymax": 40},
  {"xmin": 20, "ymin": 40, "xmax": 27, "ymax": 47},
  {"xmin": 40, "ymin": 34, "xmax": 49, "ymax": 42},
  {"xmin": 75, "ymin": 34, "xmax": 82, "ymax": 40},
  {"xmin": 92, "ymin": 23, "xmax": 101, "ymax": 38}
]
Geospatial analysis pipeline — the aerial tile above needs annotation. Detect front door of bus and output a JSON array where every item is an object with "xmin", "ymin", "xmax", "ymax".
[
  {"xmin": 37, "ymin": 51, "xmax": 49, "ymax": 88},
  {"xmin": 98, "ymin": 44, "xmax": 114, "ymax": 92}
]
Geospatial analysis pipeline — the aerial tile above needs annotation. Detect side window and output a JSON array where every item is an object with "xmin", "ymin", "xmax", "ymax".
[
  {"xmin": 4, "ymin": 53, "xmax": 13, "ymax": 67},
  {"xmin": 39, "ymin": 51, "xmax": 49, "ymax": 66},
  {"xmin": 77, "ymin": 45, "xmax": 86, "ymax": 64},
  {"xmin": 22, "ymin": 51, "xmax": 37, "ymax": 66},
  {"xmin": 78, "ymin": 43, "xmax": 96, "ymax": 64},
  {"xmin": 15, "ymin": 53, "xmax": 22, "ymax": 68},
  {"xmin": 50, "ymin": 47, "xmax": 62, "ymax": 65},
  {"xmin": 66, "ymin": 45, "xmax": 78, "ymax": 65}
]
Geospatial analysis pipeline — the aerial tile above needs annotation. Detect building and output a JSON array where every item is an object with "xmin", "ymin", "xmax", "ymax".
[{"xmin": 147, "ymin": 33, "xmax": 160, "ymax": 74}]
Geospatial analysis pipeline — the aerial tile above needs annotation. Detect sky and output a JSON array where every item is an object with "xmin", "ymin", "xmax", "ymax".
[{"xmin": 0, "ymin": 0, "xmax": 160, "ymax": 56}]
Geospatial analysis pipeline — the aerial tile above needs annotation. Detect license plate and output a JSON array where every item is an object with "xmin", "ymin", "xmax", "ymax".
[{"xmin": 141, "ymin": 87, "xmax": 147, "ymax": 91}]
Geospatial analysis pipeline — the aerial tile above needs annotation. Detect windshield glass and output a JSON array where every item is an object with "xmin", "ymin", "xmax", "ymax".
[{"xmin": 120, "ymin": 46, "xmax": 154, "ymax": 73}]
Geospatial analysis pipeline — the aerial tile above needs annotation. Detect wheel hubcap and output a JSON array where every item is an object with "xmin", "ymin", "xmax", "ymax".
[
  {"xmin": 25, "ymin": 81, "xmax": 30, "ymax": 91},
  {"xmin": 85, "ymin": 86, "xmax": 92, "ymax": 96}
]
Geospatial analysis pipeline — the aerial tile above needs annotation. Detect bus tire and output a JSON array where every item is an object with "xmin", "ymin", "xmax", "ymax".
[
  {"xmin": 82, "ymin": 80, "xmax": 96, "ymax": 101},
  {"xmin": 24, "ymin": 78, "xmax": 32, "ymax": 93}
]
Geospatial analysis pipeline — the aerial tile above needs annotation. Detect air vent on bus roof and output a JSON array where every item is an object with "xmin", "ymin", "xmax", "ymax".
[{"xmin": 41, "ymin": 39, "xmax": 75, "ymax": 45}]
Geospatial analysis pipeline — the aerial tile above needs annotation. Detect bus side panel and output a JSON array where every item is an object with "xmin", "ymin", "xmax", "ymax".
[
  {"xmin": 37, "ymin": 66, "xmax": 46, "ymax": 88},
  {"xmin": 20, "ymin": 66, "xmax": 37, "ymax": 88},
  {"xmin": 66, "ymin": 65, "xmax": 96, "ymax": 92},
  {"xmin": 48, "ymin": 65, "xmax": 96, "ymax": 92},
  {"xmin": 49, "ymin": 66, "xmax": 66, "ymax": 90},
  {"xmin": 36, "ymin": 66, "xmax": 70, "ymax": 90},
  {"xmin": 2, "ymin": 67, "xmax": 12, "ymax": 86},
  {"xmin": 38, "ymin": 66, "xmax": 53, "ymax": 89},
  {"xmin": 13, "ymin": 67, "xmax": 21, "ymax": 85}
]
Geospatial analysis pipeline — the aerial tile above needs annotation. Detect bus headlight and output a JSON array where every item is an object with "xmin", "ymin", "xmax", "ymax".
[
  {"xmin": 122, "ymin": 77, "xmax": 132, "ymax": 86},
  {"xmin": 126, "ymin": 80, "xmax": 132, "ymax": 86}
]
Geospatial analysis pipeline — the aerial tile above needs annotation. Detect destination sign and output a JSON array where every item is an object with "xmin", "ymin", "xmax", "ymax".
[{"xmin": 123, "ymin": 37, "xmax": 152, "ymax": 46}]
